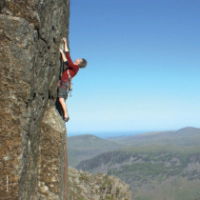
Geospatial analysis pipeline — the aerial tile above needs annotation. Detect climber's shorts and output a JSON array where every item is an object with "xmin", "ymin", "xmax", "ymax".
[{"xmin": 58, "ymin": 86, "xmax": 68, "ymax": 100}]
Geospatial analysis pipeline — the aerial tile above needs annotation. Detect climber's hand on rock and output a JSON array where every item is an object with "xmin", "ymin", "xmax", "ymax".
[
  {"xmin": 62, "ymin": 38, "xmax": 69, "ymax": 52},
  {"xmin": 59, "ymin": 48, "xmax": 64, "ymax": 54},
  {"xmin": 62, "ymin": 37, "xmax": 67, "ymax": 44}
]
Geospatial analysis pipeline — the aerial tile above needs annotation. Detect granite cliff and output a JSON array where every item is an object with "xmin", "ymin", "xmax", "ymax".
[{"xmin": 0, "ymin": 0, "xmax": 69, "ymax": 199}]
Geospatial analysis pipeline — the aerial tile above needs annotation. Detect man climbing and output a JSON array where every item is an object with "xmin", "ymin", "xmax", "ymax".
[{"xmin": 58, "ymin": 37, "xmax": 87, "ymax": 122}]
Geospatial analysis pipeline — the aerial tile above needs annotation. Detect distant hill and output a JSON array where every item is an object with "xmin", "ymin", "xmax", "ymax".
[
  {"xmin": 108, "ymin": 127, "xmax": 200, "ymax": 147},
  {"xmin": 76, "ymin": 127, "xmax": 200, "ymax": 200},
  {"xmin": 68, "ymin": 127, "xmax": 200, "ymax": 167},
  {"xmin": 68, "ymin": 134, "xmax": 122, "ymax": 167}
]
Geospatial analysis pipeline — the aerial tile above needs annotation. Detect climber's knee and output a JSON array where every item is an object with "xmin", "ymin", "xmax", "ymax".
[{"xmin": 59, "ymin": 97, "xmax": 63, "ymax": 102}]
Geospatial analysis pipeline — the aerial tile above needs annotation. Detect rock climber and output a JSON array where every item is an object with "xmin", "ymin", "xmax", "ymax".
[{"xmin": 58, "ymin": 37, "xmax": 87, "ymax": 122}]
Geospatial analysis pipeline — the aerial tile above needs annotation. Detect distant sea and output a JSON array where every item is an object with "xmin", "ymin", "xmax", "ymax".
[{"xmin": 68, "ymin": 130, "xmax": 149, "ymax": 138}]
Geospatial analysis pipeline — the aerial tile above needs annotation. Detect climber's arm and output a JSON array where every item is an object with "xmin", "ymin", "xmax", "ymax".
[
  {"xmin": 59, "ymin": 49, "xmax": 67, "ymax": 62},
  {"xmin": 62, "ymin": 38, "xmax": 77, "ymax": 69},
  {"xmin": 63, "ymin": 37, "xmax": 69, "ymax": 52},
  {"xmin": 62, "ymin": 38, "xmax": 76, "ymax": 68}
]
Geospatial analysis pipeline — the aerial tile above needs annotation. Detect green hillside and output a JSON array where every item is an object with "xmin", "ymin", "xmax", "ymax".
[
  {"xmin": 68, "ymin": 134, "xmax": 122, "ymax": 167},
  {"xmin": 77, "ymin": 147, "xmax": 200, "ymax": 200},
  {"xmin": 76, "ymin": 127, "xmax": 200, "ymax": 200}
]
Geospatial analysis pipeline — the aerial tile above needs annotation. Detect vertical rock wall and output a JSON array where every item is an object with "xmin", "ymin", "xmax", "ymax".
[
  {"xmin": 0, "ymin": 1, "xmax": 69, "ymax": 199},
  {"xmin": 39, "ymin": 103, "xmax": 68, "ymax": 200}
]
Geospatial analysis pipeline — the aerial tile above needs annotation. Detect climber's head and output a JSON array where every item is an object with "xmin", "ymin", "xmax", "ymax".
[{"xmin": 75, "ymin": 58, "xmax": 87, "ymax": 68}]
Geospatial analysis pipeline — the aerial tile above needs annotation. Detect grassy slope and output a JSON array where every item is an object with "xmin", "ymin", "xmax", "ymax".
[
  {"xmin": 68, "ymin": 134, "xmax": 122, "ymax": 167},
  {"xmin": 134, "ymin": 178, "xmax": 200, "ymax": 200},
  {"xmin": 75, "ymin": 127, "xmax": 200, "ymax": 200},
  {"xmin": 77, "ymin": 148, "xmax": 200, "ymax": 200}
]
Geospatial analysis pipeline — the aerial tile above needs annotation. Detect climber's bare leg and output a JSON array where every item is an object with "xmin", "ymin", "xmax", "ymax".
[{"xmin": 59, "ymin": 97, "xmax": 69, "ymax": 119}]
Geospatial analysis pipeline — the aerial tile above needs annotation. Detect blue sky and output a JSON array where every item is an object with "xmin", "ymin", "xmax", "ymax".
[{"xmin": 67, "ymin": 0, "xmax": 200, "ymax": 136}]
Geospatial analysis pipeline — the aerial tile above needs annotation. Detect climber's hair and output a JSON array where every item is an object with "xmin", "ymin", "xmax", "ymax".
[{"xmin": 78, "ymin": 58, "xmax": 87, "ymax": 68}]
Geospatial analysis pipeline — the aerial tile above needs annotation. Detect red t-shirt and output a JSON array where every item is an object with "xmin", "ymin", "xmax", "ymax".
[{"xmin": 61, "ymin": 52, "xmax": 79, "ymax": 82}]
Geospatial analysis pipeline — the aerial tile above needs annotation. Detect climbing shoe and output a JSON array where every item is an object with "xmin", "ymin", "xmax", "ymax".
[{"xmin": 63, "ymin": 117, "xmax": 70, "ymax": 122}]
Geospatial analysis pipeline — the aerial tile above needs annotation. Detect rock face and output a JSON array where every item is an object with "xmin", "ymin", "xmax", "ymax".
[
  {"xmin": 68, "ymin": 168, "xmax": 132, "ymax": 200},
  {"xmin": 0, "ymin": 1, "xmax": 69, "ymax": 199}
]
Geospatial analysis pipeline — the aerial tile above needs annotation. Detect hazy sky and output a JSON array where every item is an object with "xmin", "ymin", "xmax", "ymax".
[{"xmin": 67, "ymin": 0, "xmax": 200, "ymax": 136}]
